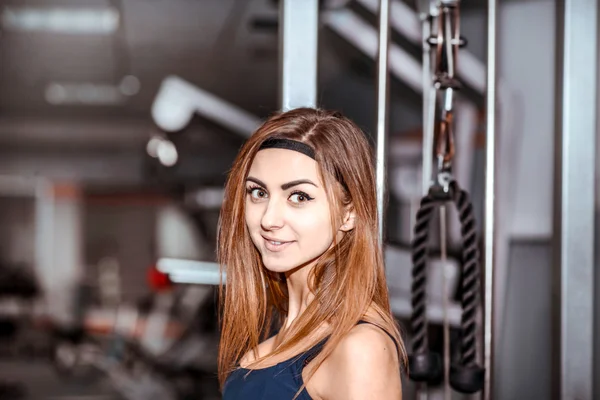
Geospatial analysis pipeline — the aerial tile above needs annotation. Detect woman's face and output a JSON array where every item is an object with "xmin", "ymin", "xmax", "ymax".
[{"xmin": 244, "ymin": 148, "xmax": 338, "ymax": 273}]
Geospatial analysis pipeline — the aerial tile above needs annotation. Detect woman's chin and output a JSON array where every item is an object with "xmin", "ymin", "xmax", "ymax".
[{"xmin": 261, "ymin": 260, "xmax": 295, "ymax": 273}]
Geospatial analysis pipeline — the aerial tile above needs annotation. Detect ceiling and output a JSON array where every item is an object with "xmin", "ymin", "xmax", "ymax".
[
  {"xmin": 0, "ymin": 0, "xmax": 282, "ymax": 149},
  {"xmin": 0, "ymin": 0, "xmax": 496, "ymax": 186}
]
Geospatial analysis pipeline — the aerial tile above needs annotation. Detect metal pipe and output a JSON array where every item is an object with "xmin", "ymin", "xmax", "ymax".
[
  {"xmin": 421, "ymin": 17, "xmax": 434, "ymax": 195},
  {"xmin": 553, "ymin": 0, "xmax": 597, "ymax": 398},
  {"xmin": 418, "ymin": 7, "xmax": 435, "ymax": 400},
  {"xmin": 483, "ymin": 0, "xmax": 497, "ymax": 398},
  {"xmin": 376, "ymin": 0, "xmax": 391, "ymax": 243},
  {"xmin": 355, "ymin": 0, "xmax": 486, "ymax": 93},
  {"xmin": 279, "ymin": 0, "xmax": 319, "ymax": 111},
  {"xmin": 323, "ymin": 10, "xmax": 422, "ymax": 92}
]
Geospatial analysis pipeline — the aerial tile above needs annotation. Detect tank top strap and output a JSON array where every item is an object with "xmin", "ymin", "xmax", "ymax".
[
  {"xmin": 296, "ymin": 320, "xmax": 398, "ymax": 368},
  {"xmin": 356, "ymin": 320, "xmax": 400, "ymax": 353},
  {"xmin": 295, "ymin": 337, "xmax": 329, "ymax": 369}
]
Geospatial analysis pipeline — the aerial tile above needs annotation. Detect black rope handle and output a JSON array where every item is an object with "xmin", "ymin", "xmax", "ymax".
[
  {"xmin": 410, "ymin": 193, "xmax": 438, "ymax": 355},
  {"xmin": 450, "ymin": 181, "xmax": 479, "ymax": 367},
  {"xmin": 407, "ymin": 187, "xmax": 443, "ymax": 383},
  {"xmin": 408, "ymin": 181, "xmax": 484, "ymax": 393}
]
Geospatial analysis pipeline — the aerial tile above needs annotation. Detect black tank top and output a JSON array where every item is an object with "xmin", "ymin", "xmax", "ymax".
[{"xmin": 222, "ymin": 320, "xmax": 397, "ymax": 400}]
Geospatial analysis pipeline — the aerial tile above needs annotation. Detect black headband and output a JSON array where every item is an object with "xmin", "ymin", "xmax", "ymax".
[{"xmin": 258, "ymin": 138, "xmax": 316, "ymax": 160}]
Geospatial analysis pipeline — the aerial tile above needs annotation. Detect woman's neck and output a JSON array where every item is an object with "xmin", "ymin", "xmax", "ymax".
[{"xmin": 282, "ymin": 264, "xmax": 314, "ymax": 329}]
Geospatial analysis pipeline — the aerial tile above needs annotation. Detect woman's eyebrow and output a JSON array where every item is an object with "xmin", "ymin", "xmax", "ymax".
[
  {"xmin": 246, "ymin": 177, "xmax": 318, "ymax": 190},
  {"xmin": 281, "ymin": 179, "xmax": 318, "ymax": 190},
  {"xmin": 246, "ymin": 177, "xmax": 266, "ymax": 187}
]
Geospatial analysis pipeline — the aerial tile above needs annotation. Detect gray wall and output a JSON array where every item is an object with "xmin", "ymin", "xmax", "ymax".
[{"xmin": 84, "ymin": 201, "xmax": 159, "ymax": 304}]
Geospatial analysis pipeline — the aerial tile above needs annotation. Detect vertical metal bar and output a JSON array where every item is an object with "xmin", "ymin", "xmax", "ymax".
[
  {"xmin": 553, "ymin": 0, "xmax": 597, "ymax": 399},
  {"xmin": 418, "ymin": 6, "xmax": 434, "ymax": 400},
  {"xmin": 484, "ymin": 0, "xmax": 497, "ymax": 398},
  {"xmin": 376, "ymin": 0, "xmax": 391, "ymax": 243},
  {"xmin": 279, "ymin": 0, "xmax": 319, "ymax": 111},
  {"xmin": 421, "ymin": 18, "xmax": 434, "ymax": 195}
]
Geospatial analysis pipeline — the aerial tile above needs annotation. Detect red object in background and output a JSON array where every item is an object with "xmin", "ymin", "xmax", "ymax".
[{"xmin": 147, "ymin": 265, "xmax": 172, "ymax": 292}]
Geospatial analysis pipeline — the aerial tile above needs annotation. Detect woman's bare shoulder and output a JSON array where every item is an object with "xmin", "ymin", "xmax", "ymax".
[
  {"xmin": 314, "ymin": 323, "xmax": 402, "ymax": 400},
  {"xmin": 329, "ymin": 323, "xmax": 399, "ymax": 372}
]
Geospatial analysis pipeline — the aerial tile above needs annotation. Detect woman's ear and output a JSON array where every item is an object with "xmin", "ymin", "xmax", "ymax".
[{"xmin": 340, "ymin": 206, "xmax": 356, "ymax": 232}]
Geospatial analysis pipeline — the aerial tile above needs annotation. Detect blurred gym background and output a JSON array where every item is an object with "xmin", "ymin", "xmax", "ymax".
[{"xmin": 0, "ymin": 0, "xmax": 594, "ymax": 399}]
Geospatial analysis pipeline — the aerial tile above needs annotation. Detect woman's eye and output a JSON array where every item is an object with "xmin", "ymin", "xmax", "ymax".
[
  {"xmin": 289, "ymin": 192, "xmax": 312, "ymax": 204},
  {"xmin": 248, "ymin": 188, "xmax": 267, "ymax": 199}
]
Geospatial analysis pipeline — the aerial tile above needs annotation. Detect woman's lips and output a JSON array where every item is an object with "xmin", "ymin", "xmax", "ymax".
[{"xmin": 262, "ymin": 237, "xmax": 294, "ymax": 252}]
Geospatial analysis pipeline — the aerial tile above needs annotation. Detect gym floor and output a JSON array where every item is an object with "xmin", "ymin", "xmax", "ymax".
[{"xmin": 0, "ymin": 360, "xmax": 120, "ymax": 400}]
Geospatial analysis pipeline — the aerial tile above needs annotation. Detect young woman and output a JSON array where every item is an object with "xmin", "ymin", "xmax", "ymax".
[{"xmin": 217, "ymin": 108, "xmax": 406, "ymax": 399}]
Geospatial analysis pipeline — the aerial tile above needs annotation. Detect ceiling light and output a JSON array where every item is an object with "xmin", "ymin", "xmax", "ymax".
[
  {"xmin": 2, "ymin": 7, "xmax": 119, "ymax": 35},
  {"xmin": 119, "ymin": 75, "xmax": 141, "ymax": 96},
  {"xmin": 156, "ymin": 139, "xmax": 178, "ymax": 167},
  {"xmin": 45, "ymin": 82, "xmax": 124, "ymax": 105}
]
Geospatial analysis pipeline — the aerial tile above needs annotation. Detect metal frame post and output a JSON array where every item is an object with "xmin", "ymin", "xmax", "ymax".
[
  {"xmin": 376, "ymin": 0, "xmax": 391, "ymax": 243},
  {"xmin": 484, "ymin": 0, "xmax": 498, "ymax": 398},
  {"xmin": 279, "ymin": 0, "xmax": 319, "ymax": 111},
  {"xmin": 553, "ymin": 0, "xmax": 597, "ymax": 398}
]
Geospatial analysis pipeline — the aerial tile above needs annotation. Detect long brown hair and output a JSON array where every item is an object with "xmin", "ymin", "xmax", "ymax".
[{"xmin": 217, "ymin": 107, "xmax": 406, "ymax": 388}]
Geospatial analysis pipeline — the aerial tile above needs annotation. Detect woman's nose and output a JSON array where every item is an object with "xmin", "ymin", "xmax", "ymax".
[{"xmin": 260, "ymin": 198, "xmax": 285, "ymax": 230}]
